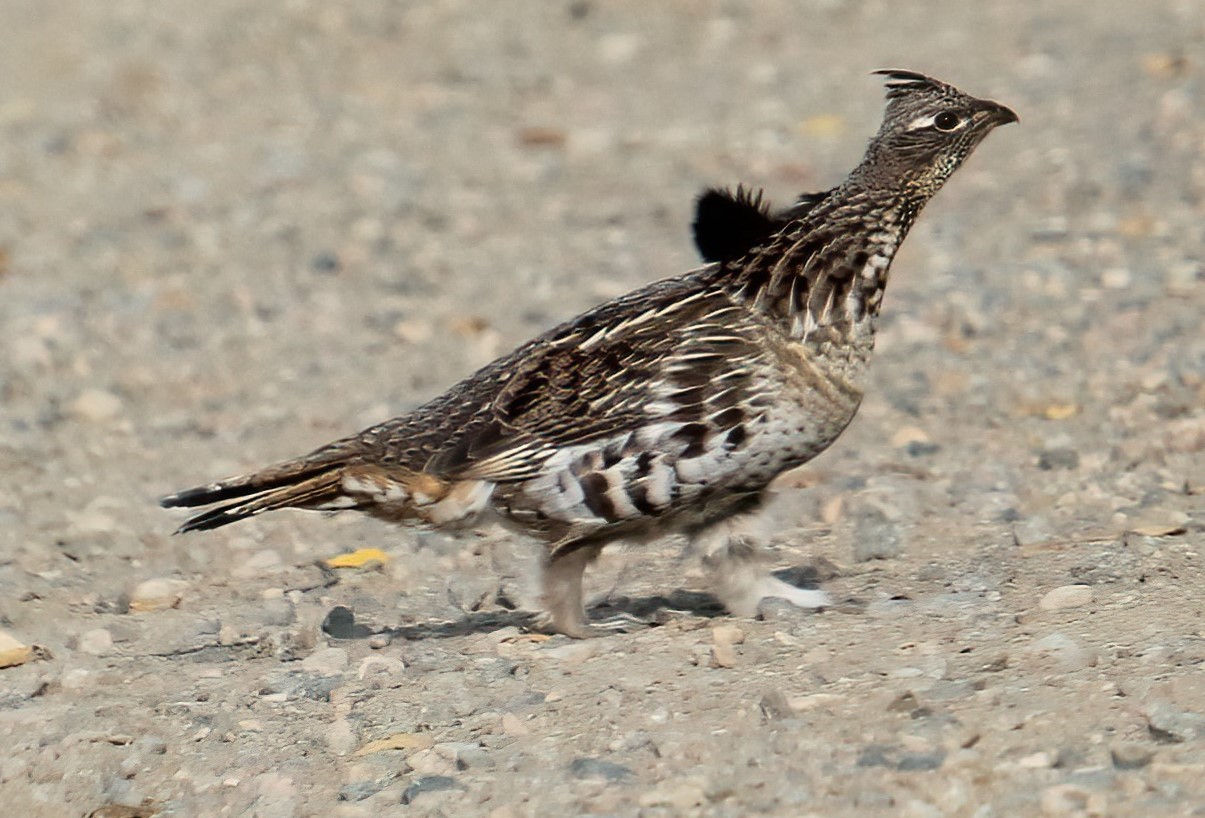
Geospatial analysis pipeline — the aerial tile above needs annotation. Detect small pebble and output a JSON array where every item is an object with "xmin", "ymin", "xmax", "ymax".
[
  {"xmin": 339, "ymin": 781, "xmax": 383, "ymax": 802},
  {"xmin": 1, "ymin": 756, "xmax": 28, "ymax": 783},
  {"xmin": 852, "ymin": 506, "xmax": 903, "ymax": 561},
  {"xmin": 357, "ymin": 656, "xmax": 405, "ymax": 684},
  {"xmin": 0, "ymin": 630, "xmax": 32, "ymax": 668},
  {"xmin": 568, "ymin": 757, "xmax": 635, "ymax": 782},
  {"xmin": 77, "ymin": 628, "xmax": 114, "ymax": 656},
  {"xmin": 1038, "ymin": 784, "xmax": 1105, "ymax": 816},
  {"xmin": 435, "ymin": 741, "xmax": 494, "ymax": 770},
  {"xmin": 118, "ymin": 753, "xmax": 142, "ymax": 779},
  {"xmin": 328, "ymin": 719, "xmax": 358, "ymax": 757},
  {"xmin": 710, "ymin": 643, "xmax": 739, "ymax": 668},
  {"xmin": 1018, "ymin": 751, "xmax": 1056, "ymax": 768},
  {"xmin": 500, "ymin": 713, "xmax": 529, "ymax": 736},
  {"xmin": 1037, "ymin": 448, "xmax": 1080, "ymax": 471},
  {"xmin": 1013, "ymin": 516, "xmax": 1056, "ymax": 547},
  {"xmin": 253, "ymin": 771, "xmax": 299, "ymax": 818},
  {"xmin": 233, "ymin": 549, "xmax": 283, "ymax": 579},
  {"xmin": 406, "ymin": 748, "xmax": 457, "ymax": 776},
  {"xmin": 1039, "ymin": 585, "xmax": 1094, "ymax": 611},
  {"xmin": 69, "ymin": 388, "xmax": 124, "ymax": 422},
  {"xmin": 322, "ymin": 606, "xmax": 374, "ymax": 639},
  {"xmin": 1022, "ymin": 633, "xmax": 1098, "ymax": 673},
  {"xmin": 129, "ymin": 577, "xmax": 187, "ymax": 612},
  {"xmin": 134, "ymin": 736, "xmax": 168, "ymax": 756},
  {"xmin": 758, "ymin": 691, "xmax": 794, "ymax": 722},
  {"xmin": 400, "ymin": 776, "xmax": 461, "ymax": 805},
  {"xmin": 301, "ymin": 647, "xmax": 349, "ymax": 677},
  {"xmin": 60, "ymin": 668, "xmax": 92, "ymax": 690},
  {"xmin": 542, "ymin": 641, "xmax": 597, "ymax": 663},
  {"xmin": 711, "ymin": 624, "xmax": 746, "ymax": 646},
  {"xmin": 1146, "ymin": 702, "xmax": 1205, "ymax": 743},
  {"xmin": 1100, "ymin": 267, "xmax": 1132, "ymax": 289},
  {"xmin": 895, "ymin": 751, "xmax": 945, "ymax": 772},
  {"xmin": 1110, "ymin": 742, "xmax": 1154, "ymax": 769},
  {"xmin": 639, "ymin": 779, "xmax": 707, "ymax": 809}
]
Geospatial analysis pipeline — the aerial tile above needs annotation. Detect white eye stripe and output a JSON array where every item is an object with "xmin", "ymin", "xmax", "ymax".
[{"xmin": 907, "ymin": 114, "xmax": 938, "ymax": 130}]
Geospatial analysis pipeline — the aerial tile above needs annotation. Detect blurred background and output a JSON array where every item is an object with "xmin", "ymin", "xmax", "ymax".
[{"xmin": 0, "ymin": 1, "xmax": 1202, "ymax": 815}]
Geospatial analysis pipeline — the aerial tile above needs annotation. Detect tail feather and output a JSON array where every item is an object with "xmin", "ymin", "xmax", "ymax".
[
  {"xmin": 162, "ymin": 436, "xmax": 363, "ymax": 506},
  {"xmin": 169, "ymin": 470, "xmax": 354, "ymax": 533},
  {"xmin": 162, "ymin": 440, "xmax": 367, "ymax": 533},
  {"xmin": 160, "ymin": 464, "xmax": 333, "ymax": 509}
]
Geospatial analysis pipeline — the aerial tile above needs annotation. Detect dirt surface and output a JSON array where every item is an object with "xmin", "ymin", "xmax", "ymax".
[{"xmin": 1, "ymin": 2, "xmax": 1203, "ymax": 816}]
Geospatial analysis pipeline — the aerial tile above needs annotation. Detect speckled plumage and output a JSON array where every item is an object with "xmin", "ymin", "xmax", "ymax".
[{"xmin": 163, "ymin": 71, "xmax": 1016, "ymax": 636}]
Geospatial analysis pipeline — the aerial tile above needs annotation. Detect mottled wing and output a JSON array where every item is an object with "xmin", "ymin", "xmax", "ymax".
[{"xmin": 422, "ymin": 284, "xmax": 765, "ymax": 485}]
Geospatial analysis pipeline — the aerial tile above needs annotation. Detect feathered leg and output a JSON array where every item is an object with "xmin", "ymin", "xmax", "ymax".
[
  {"xmin": 540, "ymin": 542, "xmax": 604, "ymax": 638},
  {"xmin": 703, "ymin": 536, "xmax": 829, "ymax": 616}
]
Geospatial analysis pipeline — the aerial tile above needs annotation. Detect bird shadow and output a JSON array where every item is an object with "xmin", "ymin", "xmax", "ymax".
[{"xmin": 321, "ymin": 564, "xmax": 827, "ymax": 642}]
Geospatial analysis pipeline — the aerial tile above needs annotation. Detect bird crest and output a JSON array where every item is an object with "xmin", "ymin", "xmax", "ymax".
[{"xmin": 873, "ymin": 69, "xmax": 958, "ymax": 99}]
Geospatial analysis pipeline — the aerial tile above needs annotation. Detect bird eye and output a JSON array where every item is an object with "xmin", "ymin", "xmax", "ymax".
[{"xmin": 934, "ymin": 112, "xmax": 962, "ymax": 131}]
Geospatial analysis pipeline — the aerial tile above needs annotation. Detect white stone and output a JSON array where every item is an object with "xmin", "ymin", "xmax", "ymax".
[
  {"xmin": 327, "ymin": 719, "xmax": 357, "ymax": 756},
  {"xmin": 129, "ymin": 578, "xmax": 188, "ymax": 612},
  {"xmin": 1039, "ymin": 584, "xmax": 1094, "ymax": 611},
  {"xmin": 69, "ymin": 388, "xmax": 124, "ymax": 422},
  {"xmin": 1023, "ymin": 633, "xmax": 1098, "ymax": 673},
  {"xmin": 77, "ymin": 628, "xmax": 114, "ymax": 656},
  {"xmin": 232, "ymin": 549, "xmax": 283, "ymax": 579},
  {"xmin": 253, "ymin": 772, "xmax": 298, "ymax": 818},
  {"xmin": 301, "ymin": 647, "xmax": 349, "ymax": 677},
  {"xmin": 711, "ymin": 624, "xmax": 746, "ymax": 646},
  {"xmin": 61, "ymin": 668, "xmax": 92, "ymax": 690}
]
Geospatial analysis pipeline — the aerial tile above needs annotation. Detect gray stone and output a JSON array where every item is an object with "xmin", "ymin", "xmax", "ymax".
[
  {"xmin": 1037, "ymin": 448, "xmax": 1080, "ymax": 470},
  {"xmin": 339, "ymin": 780, "xmax": 384, "ymax": 802},
  {"xmin": 568, "ymin": 757, "xmax": 636, "ymax": 782},
  {"xmin": 1022, "ymin": 633, "xmax": 1098, "ymax": 673},
  {"xmin": 1110, "ymin": 742, "xmax": 1154, "ymax": 769},
  {"xmin": 435, "ymin": 741, "xmax": 494, "ymax": 770},
  {"xmin": 856, "ymin": 745, "xmax": 893, "ymax": 768},
  {"xmin": 399, "ymin": 775, "xmax": 462, "ymax": 805},
  {"xmin": 759, "ymin": 690, "xmax": 795, "ymax": 722},
  {"xmin": 895, "ymin": 751, "xmax": 945, "ymax": 771},
  {"xmin": 1146, "ymin": 703, "xmax": 1205, "ymax": 743},
  {"xmin": 76, "ymin": 628, "xmax": 114, "ymax": 656},
  {"xmin": 134, "ymin": 736, "xmax": 167, "ymax": 756},
  {"xmin": 300, "ymin": 647, "xmax": 349, "ymax": 677},
  {"xmin": 852, "ymin": 506, "xmax": 903, "ymax": 561}
]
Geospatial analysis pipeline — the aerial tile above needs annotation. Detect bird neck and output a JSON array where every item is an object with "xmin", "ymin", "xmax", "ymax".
[{"xmin": 727, "ymin": 184, "xmax": 929, "ymax": 343}]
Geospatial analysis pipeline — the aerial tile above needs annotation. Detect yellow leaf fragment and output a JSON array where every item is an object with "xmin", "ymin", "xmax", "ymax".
[
  {"xmin": 324, "ymin": 548, "xmax": 390, "ymax": 569},
  {"xmin": 1042, "ymin": 403, "xmax": 1080, "ymax": 421},
  {"xmin": 355, "ymin": 732, "xmax": 434, "ymax": 756}
]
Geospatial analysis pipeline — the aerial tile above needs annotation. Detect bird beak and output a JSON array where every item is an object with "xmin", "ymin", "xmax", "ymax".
[{"xmin": 979, "ymin": 100, "xmax": 1019, "ymax": 126}]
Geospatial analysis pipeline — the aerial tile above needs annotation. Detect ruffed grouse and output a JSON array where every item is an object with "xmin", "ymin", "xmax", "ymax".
[{"xmin": 163, "ymin": 70, "xmax": 1016, "ymax": 637}]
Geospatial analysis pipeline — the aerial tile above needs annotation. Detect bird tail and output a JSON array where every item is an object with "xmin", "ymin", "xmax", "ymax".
[{"xmin": 160, "ymin": 445, "xmax": 361, "ymax": 533}]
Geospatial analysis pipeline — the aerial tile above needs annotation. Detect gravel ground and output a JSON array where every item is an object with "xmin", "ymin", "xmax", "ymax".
[{"xmin": 1, "ymin": 2, "xmax": 1203, "ymax": 816}]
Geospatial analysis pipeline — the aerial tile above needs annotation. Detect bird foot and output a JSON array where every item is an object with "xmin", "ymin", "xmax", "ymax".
[
  {"xmin": 754, "ymin": 576, "xmax": 831, "ymax": 611},
  {"xmin": 534, "ymin": 609, "xmax": 652, "ymax": 639},
  {"xmin": 716, "ymin": 572, "xmax": 830, "ymax": 619}
]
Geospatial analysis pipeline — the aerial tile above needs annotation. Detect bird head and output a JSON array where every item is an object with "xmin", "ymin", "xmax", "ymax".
[{"xmin": 853, "ymin": 70, "xmax": 1018, "ymax": 198}]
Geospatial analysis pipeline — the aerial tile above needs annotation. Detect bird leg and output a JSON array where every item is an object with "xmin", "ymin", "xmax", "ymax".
[
  {"xmin": 540, "ymin": 543, "xmax": 605, "ymax": 638},
  {"xmin": 702, "ymin": 535, "xmax": 830, "ymax": 617}
]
